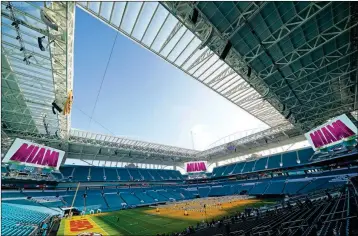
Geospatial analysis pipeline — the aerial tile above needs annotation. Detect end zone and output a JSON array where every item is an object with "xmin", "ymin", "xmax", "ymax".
[{"xmin": 63, "ymin": 215, "xmax": 108, "ymax": 236}]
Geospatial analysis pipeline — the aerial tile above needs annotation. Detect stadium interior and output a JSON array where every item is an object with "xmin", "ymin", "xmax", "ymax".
[{"xmin": 1, "ymin": 1, "xmax": 358, "ymax": 236}]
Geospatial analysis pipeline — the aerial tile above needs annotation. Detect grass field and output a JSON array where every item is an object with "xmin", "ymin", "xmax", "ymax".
[{"xmin": 57, "ymin": 198, "xmax": 275, "ymax": 236}]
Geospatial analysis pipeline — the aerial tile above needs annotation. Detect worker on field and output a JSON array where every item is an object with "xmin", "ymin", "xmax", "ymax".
[
  {"xmin": 117, "ymin": 217, "xmax": 119, "ymax": 222},
  {"xmin": 156, "ymin": 207, "xmax": 159, "ymax": 213}
]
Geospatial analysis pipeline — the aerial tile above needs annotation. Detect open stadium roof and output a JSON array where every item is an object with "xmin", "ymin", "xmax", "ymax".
[{"xmin": 1, "ymin": 1, "xmax": 357, "ymax": 166}]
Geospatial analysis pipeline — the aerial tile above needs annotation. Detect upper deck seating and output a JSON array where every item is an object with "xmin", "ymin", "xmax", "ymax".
[
  {"xmin": 222, "ymin": 164, "xmax": 236, "ymax": 176},
  {"xmin": 138, "ymin": 169, "xmax": 154, "ymax": 180},
  {"xmin": 242, "ymin": 161, "xmax": 256, "ymax": 173},
  {"xmin": 282, "ymin": 152, "xmax": 299, "ymax": 168},
  {"xmin": 232, "ymin": 162, "xmax": 245, "ymax": 175},
  {"xmin": 128, "ymin": 169, "xmax": 143, "ymax": 181},
  {"xmin": 104, "ymin": 168, "xmax": 119, "ymax": 181},
  {"xmin": 254, "ymin": 157, "xmax": 268, "ymax": 172},
  {"xmin": 117, "ymin": 168, "xmax": 131, "ymax": 181},
  {"xmin": 58, "ymin": 166, "xmax": 184, "ymax": 182},
  {"xmin": 72, "ymin": 167, "xmax": 90, "ymax": 181},
  {"xmin": 59, "ymin": 166, "xmax": 74, "ymax": 180},
  {"xmin": 90, "ymin": 167, "xmax": 105, "ymax": 181}
]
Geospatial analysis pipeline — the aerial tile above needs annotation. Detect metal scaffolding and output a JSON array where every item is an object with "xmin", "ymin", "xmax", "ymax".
[{"xmin": 1, "ymin": 2, "xmax": 75, "ymax": 139}]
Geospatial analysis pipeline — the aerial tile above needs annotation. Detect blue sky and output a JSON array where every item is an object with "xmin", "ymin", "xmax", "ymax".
[{"xmin": 71, "ymin": 8, "xmax": 267, "ymax": 151}]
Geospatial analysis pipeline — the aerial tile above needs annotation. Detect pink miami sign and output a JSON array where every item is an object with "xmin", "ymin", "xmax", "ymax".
[
  {"xmin": 185, "ymin": 161, "xmax": 207, "ymax": 173},
  {"xmin": 305, "ymin": 114, "xmax": 357, "ymax": 151},
  {"xmin": 2, "ymin": 138, "xmax": 65, "ymax": 170}
]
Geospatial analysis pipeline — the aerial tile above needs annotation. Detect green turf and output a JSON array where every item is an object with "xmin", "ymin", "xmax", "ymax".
[
  {"xmin": 57, "ymin": 199, "xmax": 277, "ymax": 235},
  {"xmin": 93, "ymin": 200, "xmax": 276, "ymax": 235},
  {"xmin": 57, "ymin": 219, "xmax": 65, "ymax": 235},
  {"xmin": 93, "ymin": 208, "xmax": 196, "ymax": 235}
]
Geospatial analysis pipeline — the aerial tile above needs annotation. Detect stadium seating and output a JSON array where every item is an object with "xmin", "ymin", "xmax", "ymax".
[
  {"xmin": 2, "ymin": 199, "xmax": 43, "ymax": 206},
  {"xmin": 90, "ymin": 167, "xmax": 105, "ymax": 181},
  {"xmin": 85, "ymin": 191, "xmax": 108, "ymax": 211},
  {"xmin": 2, "ymin": 166, "xmax": 9, "ymax": 176},
  {"xmin": 157, "ymin": 190, "xmax": 177, "ymax": 200},
  {"xmin": 119, "ymin": 192, "xmax": 142, "ymax": 206},
  {"xmin": 2, "ymin": 191, "xmax": 26, "ymax": 198},
  {"xmin": 104, "ymin": 193, "xmax": 125, "ymax": 209},
  {"xmin": 104, "ymin": 168, "xmax": 119, "ymax": 181},
  {"xmin": 38, "ymin": 200, "xmax": 64, "ymax": 208},
  {"xmin": 149, "ymin": 169, "xmax": 163, "ymax": 180},
  {"xmin": 179, "ymin": 189, "xmax": 196, "ymax": 199},
  {"xmin": 146, "ymin": 190, "xmax": 168, "ymax": 202},
  {"xmin": 134, "ymin": 191, "xmax": 155, "ymax": 204},
  {"xmin": 59, "ymin": 165, "xmax": 183, "ymax": 182},
  {"xmin": 229, "ymin": 184, "xmax": 240, "ymax": 195},
  {"xmin": 62, "ymin": 191, "xmax": 86, "ymax": 209},
  {"xmin": 198, "ymin": 187, "xmax": 211, "ymax": 197},
  {"xmin": 163, "ymin": 170, "xmax": 175, "ymax": 180},
  {"xmin": 264, "ymin": 181, "xmax": 286, "ymax": 195},
  {"xmin": 172, "ymin": 170, "xmax": 183, "ymax": 180},
  {"xmin": 1, "ymin": 218, "xmax": 35, "ymax": 236},
  {"xmin": 254, "ymin": 157, "xmax": 268, "ymax": 171},
  {"xmin": 222, "ymin": 163, "xmax": 236, "ymax": 176},
  {"xmin": 283, "ymin": 180, "xmax": 310, "ymax": 195},
  {"xmin": 157, "ymin": 170, "xmax": 172, "ymax": 180},
  {"xmin": 239, "ymin": 184, "xmax": 255, "ymax": 194},
  {"xmin": 268, "ymin": 154, "xmax": 282, "ymax": 169},
  {"xmin": 320, "ymin": 178, "xmax": 347, "ymax": 190},
  {"xmin": 232, "ymin": 162, "xmax": 245, "ymax": 174},
  {"xmin": 297, "ymin": 148, "xmax": 315, "ymax": 164},
  {"xmin": 209, "ymin": 186, "xmax": 226, "ymax": 196},
  {"xmin": 242, "ymin": 161, "xmax": 256, "ymax": 173},
  {"xmin": 23, "ymin": 191, "xmax": 59, "ymax": 197},
  {"xmin": 282, "ymin": 151, "xmax": 299, "ymax": 168},
  {"xmin": 167, "ymin": 189, "xmax": 185, "ymax": 200},
  {"xmin": 210, "ymin": 148, "xmax": 321, "ymax": 178},
  {"xmin": 2, "ymin": 162, "xmax": 356, "ymax": 223},
  {"xmin": 2, "ymin": 203, "xmax": 50, "ymax": 226},
  {"xmin": 138, "ymin": 169, "xmax": 154, "ymax": 180},
  {"xmin": 117, "ymin": 168, "xmax": 131, "ymax": 181},
  {"xmin": 59, "ymin": 166, "xmax": 74, "ymax": 180},
  {"xmin": 212, "ymin": 166, "xmax": 226, "ymax": 177},
  {"xmin": 249, "ymin": 182, "xmax": 269, "ymax": 195},
  {"xmin": 189, "ymin": 183, "xmax": 357, "ymax": 236},
  {"xmin": 128, "ymin": 168, "xmax": 143, "ymax": 181},
  {"xmin": 72, "ymin": 166, "xmax": 90, "ymax": 181},
  {"xmin": 299, "ymin": 178, "xmax": 331, "ymax": 194},
  {"xmin": 51, "ymin": 172, "xmax": 64, "ymax": 181}
]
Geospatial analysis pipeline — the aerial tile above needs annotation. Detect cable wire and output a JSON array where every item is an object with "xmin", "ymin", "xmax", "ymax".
[
  {"xmin": 74, "ymin": 106, "xmax": 116, "ymax": 136},
  {"xmin": 88, "ymin": 31, "xmax": 119, "ymax": 129}
]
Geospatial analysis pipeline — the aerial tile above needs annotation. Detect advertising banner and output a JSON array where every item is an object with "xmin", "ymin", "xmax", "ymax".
[
  {"xmin": 185, "ymin": 161, "xmax": 207, "ymax": 173},
  {"xmin": 304, "ymin": 114, "xmax": 357, "ymax": 151},
  {"xmin": 2, "ymin": 138, "xmax": 65, "ymax": 170}
]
